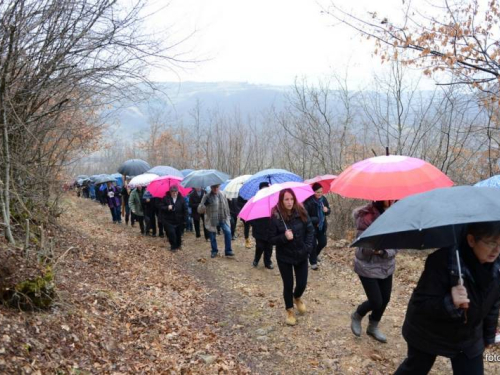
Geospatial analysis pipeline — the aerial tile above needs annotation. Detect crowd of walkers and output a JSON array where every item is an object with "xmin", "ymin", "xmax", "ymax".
[{"xmin": 73, "ymin": 175, "xmax": 500, "ymax": 375}]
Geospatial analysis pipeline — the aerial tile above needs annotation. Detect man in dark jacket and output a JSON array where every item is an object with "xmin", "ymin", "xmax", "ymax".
[
  {"xmin": 105, "ymin": 181, "xmax": 122, "ymax": 223},
  {"xmin": 395, "ymin": 222, "xmax": 500, "ymax": 374},
  {"xmin": 189, "ymin": 187, "xmax": 209, "ymax": 240},
  {"xmin": 250, "ymin": 182, "xmax": 274, "ymax": 269},
  {"xmin": 160, "ymin": 185, "xmax": 187, "ymax": 251}
]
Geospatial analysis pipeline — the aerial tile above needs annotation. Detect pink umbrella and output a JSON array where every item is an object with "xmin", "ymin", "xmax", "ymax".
[
  {"xmin": 238, "ymin": 181, "xmax": 314, "ymax": 221},
  {"xmin": 146, "ymin": 175, "xmax": 191, "ymax": 198},
  {"xmin": 330, "ymin": 155, "xmax": 454, "ymax": 201},
  {"xmin": 304, "ymin": 174, "xmax": 337, "ymax": 193}
]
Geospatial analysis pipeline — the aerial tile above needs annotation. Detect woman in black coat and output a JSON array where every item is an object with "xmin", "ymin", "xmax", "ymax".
[
  {"xmin": 395, "ymin": 221, "xmax": 500, "ymax": 375},
  {"xmin": 160, "ymin": 185, "xmax": 187, "ymax": 251},
  {"xmin": 269, "ymin": 188, "xmax": 314, "ymax": 326},
  {"xmin": 303, "ymin": 182, "xmax": 331, "ymax": 270}
]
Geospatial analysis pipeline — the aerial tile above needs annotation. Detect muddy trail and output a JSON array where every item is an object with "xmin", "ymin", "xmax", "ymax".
[{"xmin": 2, "ymin": 195, "xmax": 500, "ymax": 374}]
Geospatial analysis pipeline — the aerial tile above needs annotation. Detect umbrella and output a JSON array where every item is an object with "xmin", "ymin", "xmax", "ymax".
[
  {"xmin": 89, "ymin": 174, "xmax": 106, "ymax": 183},
  {"xmin": 76, "ymin": 175, "xmax": 89, "ymax": 180},
  {"xmin": 147, "ymin": 175, "xmax": 191, "ymax": 198},
  {"xmin": 117, "ymin": 159, "xmax": 151, "ymax": 176},
  {"xmin": 181, "ymin": 169, "xmax": 194, "ymax": 177},
  {"xmin": 223, "ymin": 174, "xmax": 252, "ymax": 199},
  {"xmin": 238, "ymin": 181, "xmax": 314, "ymax": 221},
  {"xmin": 148, "ymin": 166, "xmax": 183, "ymax": 178},
  {"xmin": 238, "ymin": 169, "xmax": 303, "ymax": 200},
  {"xmin": 330, "ymin": 155, "xmax": 454, "ymax": 201},
  {"xmin": 110, "ymin": 173, "xmax": 124, "ymax": 186},
  {"xmin": 304, "ymin": 174, "xmax": 337, "ymax": 192},
  {"xmin": 474, "ymin": 175, "xmax": 500, "ymax": 188},
  {"xmin": 94, "ymin": 175, "xmax": 116, "ymax": 185},
  {"xmin": 128, "ymin": 173, "xmax": 159, "ymax": 188},
  {"xmin": 220, "ymin": 179, "xmax": 231, "ymax": 191},
  {"xmin": 352, "ymin": 186, "xmax": 500, "ymax": 250},
  {"xmin": 181, "ymin": 169, "xmax": 230, "ymax": 188}
]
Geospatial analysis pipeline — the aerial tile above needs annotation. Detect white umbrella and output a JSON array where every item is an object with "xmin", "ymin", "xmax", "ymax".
[
  {"xmin": 223, "ymin": 174, "xmax": 252, "ymax": 199},
  {"xmin": 128, "ymin": 173, "xmax": 159, "ymax": 188}
]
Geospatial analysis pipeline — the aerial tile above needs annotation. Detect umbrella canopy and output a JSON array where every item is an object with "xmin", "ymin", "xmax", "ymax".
[
  {"xmin": 223, "ymin": 174, "xmax": 252, "ymax": 199},
  {"xmin": 331, "ymin": 155, "xmax": 453, "ymax": 201},
  {"xmin": 238, "ymin": 182, "xmax": 314, "ymax": 221},
  {"xmin": 94, "ymin": 175, "xmax": 116, "ymax": 185},
  {"xmin": 148, "ymin": 166, "xmax": 183, "ymax": 178},
  {"xmin": 181, "ymin": 169, "xmax": 194, "ymax": 177},
  {"xmin": 304, "ymin": 174, "xmax": 337, "ymax": 193},
  {"xmin": 239, "ymin": 169, "xmax": 303, "ymax": 200},
  {"xmin": 352, "ymin": 186, "xmax": 500, "ymax": 250},
  {"xmin": 76, "ymin": 175, "xmax": 89, "ymax": 180},
  {"xmin": 128, "ymin": 173, "xmax": 159, "ymax": 188},
  {"xmin": 89, "ymin": 174, "xmax": 106, "ymax": 183},
  {"xmin": 475, "ymin": 175, "xmax": 500, "ymax": 188},
  {"xmin": 181, "ymin": 169, "xmax": 230, "ymax": 188},
  {"xmin": 147, "ymin": 175, "xmax": 191, "ymax": 198},
  {"xmin": 117, "ymin": 159, "xmax": 151, "ymax": 177}
]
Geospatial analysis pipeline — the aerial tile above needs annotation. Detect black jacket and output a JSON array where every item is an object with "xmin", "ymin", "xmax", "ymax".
[
  {"xmin": 402, "ymin": 246, "xmax": 500, "ymax": 358},
  {"xmin": 250, "ymin": 217, "xmax": 271, "ymax": 241},
  {"xmin": 160, "ymin": 193, "xmax": 187, "ymax": 226},
  {"xmin": 268, "ymin": 210, "xmax": 314, "ymax": 265},
  {"xmin": 188, "ymin": 190, "xmax": 205, "ymax": 220},
  {"xmin": 303, "ymin": 196, "xmax": 330, "ymax": 231}
]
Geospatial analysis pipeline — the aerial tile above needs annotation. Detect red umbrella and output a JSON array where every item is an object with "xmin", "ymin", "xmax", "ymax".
[
  {"xmin": 304, "ymin": 174, "xmax": 337, "ymax": 193},
  {"xmin": 147, "ymin": 175, "xmax": 191, "ymax": 198},
  {"xmin": 330, "ymin": 155, "xmax": 453, "ymax": 200}
]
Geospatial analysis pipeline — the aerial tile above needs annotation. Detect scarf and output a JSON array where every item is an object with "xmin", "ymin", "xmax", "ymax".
[
  {"xmin": 313, "ymin": 197, "xmax": 325, "ymax": 231},
  {"xmin": 461, "ymin": 242, "xmax": 493, "ymax": 292}
]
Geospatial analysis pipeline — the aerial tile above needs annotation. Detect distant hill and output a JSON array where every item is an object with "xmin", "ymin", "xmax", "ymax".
[{"xmin": 104, "ymin": 81, "xmax": 290, "ymax": 140}]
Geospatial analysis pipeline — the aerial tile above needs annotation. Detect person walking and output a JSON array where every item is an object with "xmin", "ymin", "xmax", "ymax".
[
  {"xmin": 268, "ymin": 188, "xmax": 314, "ymax": 326},
  {"xmin": 237, "ymin": 195, "xmax": 252, "ymax": 248},
  {"xmin": 189, "ymin": 187, "xmax": 209, "ymax": 240},
  {"xmin": 143, "ymin": 190, "xmax": 158, "ymax": 236},
  {"xmin": 129, "ymin": 185, "xmax": 145, "ymax": 235},
  {"xmin": 250, "ymin": 182, "xmax": 274, "ymax": 269},
  {"xmin": 197, "ymin": 184, "xmax": 235, "ymax": 258},
  {"xmin": 303, "ymin": 182, "xmax": 331, "ymax": 270},
  {"xmin": 160, "ymin": 185, "xmax": 187, "ymax": 251},
  {"xmin": 121, "ymin": 177, "xmax": 135, "ymax": 226},
  {"xmin": 105, "ymin": 181, "xmax": 122, "ymax": 223},
  {"xmin": 394, "ymin": 222, "xmax": 500, "ymax": 375},
  {"xmin": 350, "ymin": 200, "xmax": 396, "ymax": 343}
]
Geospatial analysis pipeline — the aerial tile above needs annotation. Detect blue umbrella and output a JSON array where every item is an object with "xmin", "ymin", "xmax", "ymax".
[
  {"xmin": 110, "ymin": 173, "xmax": 124, "ymax": 187},
  {"xmin": 475, "ymin": 175, "xmax": 500, "ymax": 188},
  {"xmin": 220, "ymin": 179, "xmax": 232, "ymax": 191},
  {"xmin": 181, "ymin": 169, "xmax": 230, "ymax": 188},
  {"xmin": 95, "ymin": 175, "xmax": 116, "ymax": 185},
  {"xmin": 181, "ymin": 169, "xmax": 194, "ymax": 177},
  {"xmin": 238, "ymin": 168, "xmax": 303, "ymax": 200},
  {"xmin": 148, "ymin": 166, "xmax": 183, "ymax": 178}
]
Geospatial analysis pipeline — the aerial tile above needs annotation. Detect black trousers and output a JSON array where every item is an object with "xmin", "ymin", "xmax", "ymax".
[
  {"xmin": 277, "ymin": 259, "xmax": 308, "ymax": 309},
  {"xmin": 394, "ymin": 344, "xmax": 484, "ymax": 375},
  {"xmin": 356, "ymin": 274, "xmax": 393, "ymax": 322},
  {"xmin": 309, "ymin": 228, "xmax": 327, "ymax": 265},
  {"xmin": 242, "ymin": 219, "xmax": 250, "ymax": 239},
  {"xmin": 166, "ymin": 223, "xmax": 183, "ymax": 250},
  {"xmin": 254, "ymin": 239, "xmax": 273, "ymax": 266},
  {"xmin": 230, "ymin": 214, "xmax": 237, "ymax": 237},
  {"xmin": 193, "ymin": 214, "xmax": 209, "ymax": 239},
  {"xmin": 145, "ymin": 210, "xmax": 157, "ymax": 235},
  {"xmin": 132, "ymin": 213, "xmax": 144, "ymax": 234}
]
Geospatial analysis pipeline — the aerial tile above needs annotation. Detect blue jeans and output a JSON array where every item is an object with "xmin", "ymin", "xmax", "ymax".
[
  {"xmin": 110, "ymin": 206, "xmax": 121, "ymax": 222},
  {"xmin": 209, "ymin": 221, "xmax": 233, "ymax": 255}
]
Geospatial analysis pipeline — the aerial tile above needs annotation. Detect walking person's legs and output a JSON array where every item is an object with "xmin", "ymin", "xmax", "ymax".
[
  {"xmin": 209, "ymin": 231, "xmax": 218, "ymax": 257},
  {"xmin": 220, "ymin": 222, "xmax": 234, "ymax": 256},
  {"xmin": 193, "ymin": 218, "xmax": 201, "ymax": 237},
  {"xmin": 309, "ymin": 232, "xmax": 319, "ymax": 269},
  {"xmin": 394, "ymin": 345, "xmax": 437, "ymax": 375},
  {"xmin": 253, "ymin": 239, "xmax": 265, "ymax": 266},
  {"xmin": 166, "ymin": 223, "xmax": 178, "ymax": 251},
  {"xmin": 316, "ymin": 229, "xmax": 327, "ymax": 258},
  {"xmin": 277, "ymin": 260, "xmax": 296, "ymax": 325}
]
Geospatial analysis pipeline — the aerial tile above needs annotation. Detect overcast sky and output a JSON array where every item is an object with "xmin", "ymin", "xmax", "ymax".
[{"xmin": 145, "ymin": 0, "xmax": 433, "ymax": 88}]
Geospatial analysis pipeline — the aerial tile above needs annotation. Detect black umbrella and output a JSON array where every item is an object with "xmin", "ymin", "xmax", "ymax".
[
  {"xmin": 117, "ymin": 159, "xmax": 151, "ymax": 177},
  {"xmin": 352, "ymin": 186, "xmax": 500, "ymax": 250}
]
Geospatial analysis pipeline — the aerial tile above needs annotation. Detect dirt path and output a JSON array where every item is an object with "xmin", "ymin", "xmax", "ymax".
[{"xmin": 3, "ymin": 195, "xmax": 500, "ymax": 374}]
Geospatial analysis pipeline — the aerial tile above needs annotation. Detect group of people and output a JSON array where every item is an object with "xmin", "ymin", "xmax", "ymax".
[{"xmin": 80, "ymin": 178, "xmax": 500, "ymax": 374}]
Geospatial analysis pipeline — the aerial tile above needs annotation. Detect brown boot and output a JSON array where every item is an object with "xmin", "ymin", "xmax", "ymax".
[
  {"xmin": 245, "ymin": 238, "xmax": 252, "ymax": 248},
  {"xmin": 285, "ymin": 309, "xmax": 296, "ymax": 326},
  {"xmin": 294, "ymin": 298, "xmax": 306, "ymax": 315}
]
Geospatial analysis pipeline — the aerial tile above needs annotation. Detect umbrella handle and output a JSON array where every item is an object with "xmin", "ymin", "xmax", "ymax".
[{"xmin": 277, "ymin": 208, "xmax": 288, "ymax": 231}]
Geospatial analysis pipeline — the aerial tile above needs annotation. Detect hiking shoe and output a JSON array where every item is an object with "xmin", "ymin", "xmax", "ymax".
[
  {"xmin": 225, "ymin": 252, "xmax": 235, "ymax": 257},
  {"xmin": 311, "ymin": 264, "xmax": 319, "ymax": 270},
  {"xmin": 265, "ymin": 263, "xmax": 274, "ymax": 270},
  {"xmin": 211, "ymin": 252, "xmax": 217, "ymax": 258},
  {"xmin": 367, "ymin": 320, "xmax": 387, "ymax": 343},
  {"xmin": 351, "ymin": 312, "xmax": 363, "ymax": 337},
  {"xmin": 252, "ymin": 260, "xmax": 258, "ymax": 267},
  {"xmin": 285, "ymin": 309, "xmax": 296, "ymax": 326},
  {"xmin": 294, "ymin": 298, "xmax": 306, "ymax": 315}
]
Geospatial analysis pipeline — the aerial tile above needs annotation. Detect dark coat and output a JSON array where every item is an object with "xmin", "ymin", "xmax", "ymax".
[
  {"xmin": 268, "ymin": 210, "xmax": 315, "ymax": 265},
  {"xmin": 105, "ymin": 185, "xmax": 121, "ymax": 208},
  {"xmin": 189, "ymin": 190, "xmax": 206, "ymax": 221},
  {"xmin": 402, "ymin": 246, "xmax": 500, "ymax": 358},
  {"xmin": 160, "ymin": 193, "xmax": 187, "ymax": 226},
  {"xmin": 250, "ymin": 217, "xmax": 271, "ymax": 241},
  {"xmin": 303, "ymin": 195, "xmax": 330, "ymax": 231}
]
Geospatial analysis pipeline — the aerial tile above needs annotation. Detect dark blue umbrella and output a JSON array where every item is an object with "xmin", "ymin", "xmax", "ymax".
[
  {"xmin": 117, "ymin": 159, "xmax": 151, "ymax": 177},
  {"xmin": 475, "ymin": 175, "xmax": 500, "ymax": 188},
  {"xmin": 238, "ymin": 168, "xmax": 303, "ymax": 200},
  {"xmin": 181, "ymin": 169, "xmax": 194, "ymax": 177},
  {"xmin": 181, "ymin": 169, "xmax": 230, "ymax": 188},
  {"xmin": 148, "ymin": 166, "xmax": 183, "ymax": 178},
  {"xmin": 95, "ymin": 175, "xmax": 116, "ymax": 185},
  {"xmin": 352, "ymin": 186, "xmax": 500, "ymax": 250}
]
